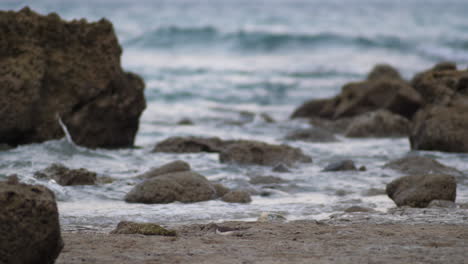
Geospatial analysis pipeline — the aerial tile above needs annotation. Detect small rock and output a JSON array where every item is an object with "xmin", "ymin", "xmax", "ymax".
[
  {"xmin": 345, "ymin": 110, "xmax": 410, "ymax": 138},
  {"xmin": 34, "ymin": 163, "xmax": 97, "ymax": 186},
  {"xmin": 383, "ymin": 156, "xmax": 463, "ymax": 177},
  {"xmin": 367, "ymin": 64, "xmax": 403, "ymax": 81},
  {"xmin": 359, "ymin": 166, "xmax": 367, "ymax": 171},
  {"xmin": 152, "ymin": 137, "xmax": 225, "ymax": 153},
  {"xmin": 110, "ymin": 221, "xmax": 176, "ymax": 236},
  {"xmin": 260, "ymin": 113, "xmax": 275, "ymax": 123},
  {"xmin": 177, "ymin": 118, "xmax": 194, "ymax": 125},
  {"xmin": 427, "ymin": 200, "xmax": 457, "ymax": 208},
  {"xmin": 136, "ymin": 160, "xmax": 191, "ymax": 180},
  {"xmin": 335, "ymin": 189, "xmax": 350, "ymax": 196},
  {"xmin": 344, "ymin": 206, "xmax": 376, "ymax": 213},
  {"xmin": 257, "ymin": 212, "xmax": 287, "ymax": 223},
  {"xmin": 213, "ymin": 183, "xmax": 230, "ymax": 197},
  {"xmin": 363, "ymin": 188, "xmax": 386, "ymax": 196},
  {"xmin": 272, "ymin": 163, "xmax": 291, "ymax": 173},
  {"xmin": 323, "ymin": 160, "xmax": 357, "ymax": 172},
  {"xmin": 6, "ymin": 174, "xmax": 19, "ymax": 184},
  {"xmin": 285, "ymin": 127, "xmax": 337, "ymax": 142},
  {"xmin": 222, "ymin": 190, "xmax": 252, "ymax": 203},
  {"xmin": 249, "ymin": 176, "xmax": 287, "ymax": 185},
  {"xmin": 386, "ymin": 174, "xmax": 456, "ymax": 208},
  {"xmin": 432, "ymin": 61, "xmax": 457, "ymax": 71}
]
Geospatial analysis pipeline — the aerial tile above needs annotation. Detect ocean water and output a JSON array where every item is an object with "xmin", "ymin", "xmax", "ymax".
[{"xmin": 1, "ymin": 0, "xmax": 468, "ymax": 230}]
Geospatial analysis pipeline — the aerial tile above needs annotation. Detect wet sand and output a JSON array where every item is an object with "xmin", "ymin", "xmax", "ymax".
[{"xmin": 57, "ymin": 220, "xmax": 468, "ymax": 264}]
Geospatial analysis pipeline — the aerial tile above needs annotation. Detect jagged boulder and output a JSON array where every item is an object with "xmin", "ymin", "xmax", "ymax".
[
  {"xmin": 386, "ymin": 174, "xmax": 456, "ymax": 208},
  {"xmin": 34, "ymin": 163, "xmax": 97, "ymax": 186},
  {"xmin": 219, "ymin": 140, "xmax": 312, "ymax": 166},
  {"xmin": 345, "ymin": 110, "xmax": 410, "ymax": 137},
  {"xmin": 0, "ymin": 180, "xmax": 63, "ymax": 264},
  {"xmin": 410, "ymin": 103, "xmax": 468, "ymax": 153},
  {"xmin": 383, "ymin": 156, "xmax": 463, "ymax": 177},
  {"xmin": 125, "ymin": 171, "xmax": 217, "ymax": 204},
  {"xmin": 0, "ymin": 7, "xmax": 145, "ymax": 148}
]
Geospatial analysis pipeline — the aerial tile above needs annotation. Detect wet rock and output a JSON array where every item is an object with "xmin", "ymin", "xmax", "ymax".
[
  {"xmin": 249, "ymin": 176, "xmax": 287, "ymax": 185},
  {"xmin": 359, "ymin": 166, "xmax": 367, "ymax": 171},
  {"xmin": 285, "ymin": 127, "xmax": 338, "ymax": 142},
  {"xmin": 96, "ymin": 176, "xmax": 115, "ymax": 184},
  {"xmin": 427, "ymin": 200, "xmax": 457, "ymax": 209},
  {"xmin": 177, "ymin": 118, "xmax": 194, "ymax": 125},
  {"xmin": 152, "ymin": 136, "xmax": 225, "ymax": 153},
  {"xmin": 345, "ymin": 110, "xmax": 410, "ymax": 137},
  {"xmin": 291, "ymin": 64, "xmax": 422, "ymax": 121},
  {"xmin": 383, "ymin": 156, "xmax": 463, "ymax": 177},
  {"xmin": 386, "ymin": 174, "xmax": 457, "ymax": 208},
  {"xmin": 125, "ymin": 171, "xmax": 216, "ymax": 204},
  {"xmin": 257, "ymin": 212, "xmax": 287, "ymax": 223},
  {"xmin": 213, "ymin": 183, "xmax": 230, "ymax": 197},
  {"xmin": 219, "ymin": 140, "xmax": 312, "ymax": 166},
  {"xmin": 363, "ymin": 188, "xmax": 386, "ymax": 196},
  {"xmin": 0, "ymin": 8, "xmax": 145, "ymax": 148},
  {"xmin": 323, "ymin": 160, "xmax": 357, "ymax": 172},
  {"xmin": 136, "ymin": 160, "xmax": 191, "ymax": 180},
  {"xmin": 272, "ymin": 163, "xmax": 291, "ymax": 173},
  {"xmin": 410, "ymin": 104, "xmax": 468, "ymax": 153},
  {"xmin": 367, "ymin": 64, "xmax": 403, "ymax": 81},
  {"xmin": 0, "ymin": 144, "xmax": 12, "ymax": 151},
  {"xmin": 432, "ymin": 61, "xmax": 457, "ymax": 72},
  {"xmin": 344, "ymin": 206, "xmax": 376, "ymax": 213},
  {"xmin": 221, "ymin": 190, "xmax": 252, "ymax": 203},
  {"xmin": 309, "ymin": 117, "xmax": 354, "ymax": 134},
  {"xmin": 335, "ymin": 189, "xmax": 351, "ymax": 196},
  {"xmin": 0, "ymin": 180, "xmax": 63, "ymax": 264},
  {"xmin": 110, "ymin": 221, "xmax": 176, "ymax": 236},
  {"xmin": 260, "ymin": 113, "xmax": 275, "ymax": 123},
  {"xmin": 34, "ymin": 163, "xmax": 97, "ymax": 186}
]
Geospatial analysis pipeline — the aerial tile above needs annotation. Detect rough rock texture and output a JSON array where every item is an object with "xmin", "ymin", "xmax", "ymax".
[
  {"xmin": 221, "ymin": 190, "xmax": 252, "ymax": 203},
  {"xmin": 0, "ymin": 180, "xmax": 63, "ymax": 264},
  {"xmin": 410, "ymin": 104, "xmax": 468, "ymax": 153},
  {"xmin": 383, "ymin": 156, "xmax": 463, "ymax": 177},
  {"xmin": 291, "ymin": 64, "xmax": 423, "ymax": 120},
  {"xmin": 34, "ymin": 163, "xmax": 97, "ymax": 186},
  {"xmin": 136, "ymin": 160, "xmax": 191, "ymax": 180},
  {"xmin": 152, "ymin": 137, "xmax": 225, "ymax": 153},
  {"xmin": 285, "ymin": 127, "xmax": 337, "ymax": 142},
  {"xmin": 323, "ymin": 160, "xmax": 357, "ymax": 172},
  {"xmin": 219, "ymin": 140, "xmax": 312, "ymax": 166},
  {"xmin": 0, "ymin": 7, "xmax": 146, "ymax": 148},
  {"xmin": 386, "ymin": 174, "xmax": 457, "ymax": 208},
  {"xmin": 345, "ymin": 110, "xmax": 410, "ymax": 137},
  {"xmin": 110, "ymin": 221, "xmax": 176, "ymax": 236},
  {"xmin": 125, "ymin": 171, "xmax": 217, "ymax": 204}
]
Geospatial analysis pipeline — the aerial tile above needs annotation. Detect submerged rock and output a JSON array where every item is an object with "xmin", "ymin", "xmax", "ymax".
[
  {"xmin": 221, "ymin": 190, "xmax": 252, "ymax": 203},
  {"xmin": 344, "ymin": 206, "xmax": 376, "ymax": 213},
  {"xmin": 152, "ymin": 136, "xmax": 225, "ymax": 153},
  {"xmin": 410, "ymin": 104, "xmax": 468, "ymax": 153},
  {"xmin": 383, "ymin": 156, "xmax": 463, "ymax": 177},
  {"xmin": 219, "ymin": 140, "xmax": 312, "ymax": 166},
  {"xmin": 272, "ymin": 163, "xmax": 291, "ymax": 173},
  {"xmin": 345, "ymin": 110, "xmax": 410, "ymax": 137},
  {"xmin": 285, "ymin": 127, "xmax": 337, "ymax": 142},
  {"xmin": 0, "ymin": 180, "xmax": 63, "ymax": 264},
  {"xmin": 125, "ymin": 171, "xmax": 217, "ymax": 204},
  {"xmin": 34, "ymin": 163, "xmax": 97, "ymax": 186},
  {"xmin": 249, "ymin": 176, "xmax": 287, "ymax": 185},
  {"xmin": 323, "ymin": 160, "xmax": 357, "ymax": 172},
  {"xmin": 136, "ymin": 160, "xmax": 191, "ymax": 180},
  {"xmin": 0, "ymin": 7, "xmax": 145, "ymax": 148},
  {"xmin": 177, "ymin": 118, "xmax": 194, "ymax": 125},
  {"xmin": 110, "ymin": 221, "xmax": 176, "ymax": 236},
  {"xmin": 386, "ymin": 174, "xmax": 457, "ymax": 208}
]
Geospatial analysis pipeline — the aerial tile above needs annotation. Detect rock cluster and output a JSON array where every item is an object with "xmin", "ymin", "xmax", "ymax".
[{"xmin": 34, "ymin": 163, "xmax": 97, "ymax": 186}]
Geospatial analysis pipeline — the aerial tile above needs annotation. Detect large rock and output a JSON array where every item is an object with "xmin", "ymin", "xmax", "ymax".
[
  {"xmin": 125, "ymin": 171, "xmax": 217, "ymax": 204},
  {"xmin": 0, "ymin": 8, "xmax": 145, "ymax": 148},
  {"xmin": 386, "ymin": 174, "xmax": 456, "ymax": 208},
  {"xmin": 219, "ymin": 140, "xmax": 312, "ymax": 166},
  {"xmin": 410, "ymin": 104, "xmax": 468, "ymax": 152},
  {"xmin": 291, "ymin": 64, "xmax": 423, "ymax": 120},
  {"xmin": 0, "ymin": 180, "xmax": 63, "ymax": 264},
  {"xmin": 34, "ymin": 163, "xmax": 97, "ymax": 186},
  {"xmin": 136, "ymin": 160, "xmax": 191, "ymax": 180},
  {"xmin": 152, "ymin": 137, "xmax": 225, "ymax": 153},
  {"xmin": 383, "ymin": 156, "xmax": 463, "ymax": 177},
  {"xmin": 345, "ymin": 110, "xmax": 410, "ymax": 137}
]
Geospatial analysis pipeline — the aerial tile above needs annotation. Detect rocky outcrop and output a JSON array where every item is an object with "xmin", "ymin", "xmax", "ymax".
[
  {"xmin": 285, "ymin": 127, "xmax": 337, "ymax": 142},
  {"xmin": 386, "ymin": 174, "xmax": 456, "ymax": 208},
  {"xmin": 0, "ymin": 7, "xmax": 145, "ymax": 148},
  {"xmin": 125, "ymin": 171, "xmax": 217, "ymax": 204},
  {"xmin": 410, "ymin": 103, "xmax": 468, "ymax": 153},
  {"xmin": 152, "ymin": 137, "xmax": 225, "ymax": 153},
  {"xmin": 34, "ymin": 163, "xmax": 97, "ymax": 186},
  {"xmin": 345, "ymin": 110, "xmax": 410, "ymax": 137},
  {"xmin": 291, "ymin": 64, "xmax": 423, "ymax": 121},
  {"xmin": 0, "ymin": 180, "xmax": 63, "ymax": 264},
  {"xmin": 221, "ymin": 190, "xmax": 252, "ymax": 203},
  {"xmin": 136, "ymin": 160, "xmax": 191, "ymax": 180},
  {"xmin": 219, "ymin": 140, "xmax": 312, "ymax": 166},
  {"xmin": 110, "ymin": 221, "xmax": 176, "ymax": 236},
  {"xmin": 383, "ymin": 156, "xmax": 463, "ymax": 177},
  {"xmin": 322, "ymin": 160, "xmax": 357, "ymax": 172}
]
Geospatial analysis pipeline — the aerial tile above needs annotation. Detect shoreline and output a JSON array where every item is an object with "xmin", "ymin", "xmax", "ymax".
[{"xmin": 57, "ymin": 220, "xmax": 468, "ymax": 264}]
